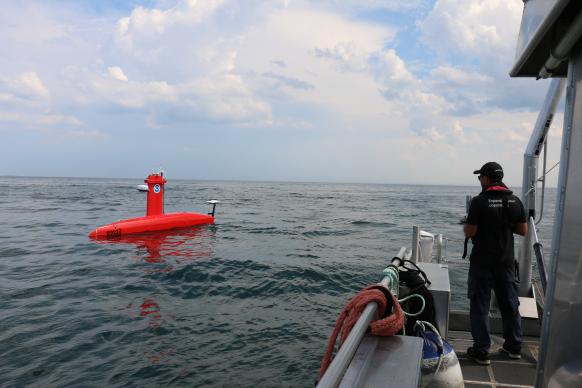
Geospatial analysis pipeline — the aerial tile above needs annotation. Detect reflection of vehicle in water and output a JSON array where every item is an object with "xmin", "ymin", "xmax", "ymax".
[
  {"xmin": 316, "ymin": 1, "xmax": 582, "ymax": 387},
  {"xmin": 102, "ymin": 226, "xmax": 215, "ymax": 371},
  {"xmin": 92, "ymin": 226, "xmax": 214, "ymax": 265}
]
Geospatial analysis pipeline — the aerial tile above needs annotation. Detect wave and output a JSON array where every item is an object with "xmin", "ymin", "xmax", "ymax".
[
  {"xmin": 0, "ymin": 247, "xmax": 32, "ymax": 257},
  {"xmin": 351, "ymin": 220, "xmax": 396, "ymax": 227},
  {"xmin": 302, "ymin": 229, "xmax": 352, "ymax": 238}
]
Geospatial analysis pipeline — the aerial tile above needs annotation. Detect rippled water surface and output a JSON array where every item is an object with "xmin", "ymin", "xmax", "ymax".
[{"xmin": 0, "ymin": 177, "xmax": 556, "ymax": 387}]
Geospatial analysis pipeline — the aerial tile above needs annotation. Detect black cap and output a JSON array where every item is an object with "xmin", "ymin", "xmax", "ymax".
[{"xmin": 473, "ymin": 162, "xmax": 504, "ymax": 180}]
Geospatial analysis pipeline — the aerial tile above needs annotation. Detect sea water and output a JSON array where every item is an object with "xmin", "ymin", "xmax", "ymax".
[{"xmin": 0, "ymin": 177, "xmax": 556, "ymax": 387}]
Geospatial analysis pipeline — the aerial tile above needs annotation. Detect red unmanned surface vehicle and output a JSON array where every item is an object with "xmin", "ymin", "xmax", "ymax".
[{"xmin": 89, "ymin": 171, "xmax": 219, "ymax": 239}]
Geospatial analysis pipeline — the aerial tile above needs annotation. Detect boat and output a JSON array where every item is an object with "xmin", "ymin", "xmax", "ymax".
[
  {"xmin": 316, "ymin": 1, "xmax": 582, "ymax": 386},
  {"xmin": 89, "ymin": 171, "xmax": 218, "ymax": 239},
  {"xmin": 136, "ymin": 184, "xmax": 148, "ymax": 192}
]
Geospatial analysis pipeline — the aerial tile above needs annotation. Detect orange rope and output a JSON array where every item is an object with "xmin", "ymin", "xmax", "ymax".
[{"xmin": 318, "ymin": 285, "xmax": 404, "ymax": 379}]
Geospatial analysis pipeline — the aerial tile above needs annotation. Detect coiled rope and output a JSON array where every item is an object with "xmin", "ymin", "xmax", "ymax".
[{"xmin": 318, "ymin": 284, "xmax": 404, "ymax": 379}]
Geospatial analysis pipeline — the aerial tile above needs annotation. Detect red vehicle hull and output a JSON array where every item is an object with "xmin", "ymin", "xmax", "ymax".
[{"xmin": 89, "ymin": 212, "xmax": 214, "ymax": 239}]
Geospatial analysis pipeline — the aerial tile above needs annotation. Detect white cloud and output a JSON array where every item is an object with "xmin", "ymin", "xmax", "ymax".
[
  {"xmin": 40, "ymin": 114, "xmax": 84, "ymax": 127},
  {"xmin": 450, "ymin": 120, "xmax": 474, "ymax": 144},
  {"xmin": 62, "ymin": 128, "xmax": 107, "ymax": 140},
  {"xmin": 457, "ymin": 109, "xmax": 538, "ymax": 145},
  {"xmin": 0, "ymin": 111, "xmax": 22, "ymax": 123},
  {"xmin": 429, "ymin": 65, "xmax": 493, "ymax": 86},
  {"xmin": 89, "ymin": 69, "xmax": 271, "ymax": 123},
  {"xmin": 115, "ymin": 0, "xmax": 226, "ymax": 52},
  {"xmin": 315, "ymin": 41, "xmax": 371, "ymax": 73},
  {"xmin": 319, "ymin": 0, "xmax": 428, "ymax": 12},
  {"xmin": 371, "ymin": 49, "xmax": 415, "ymax": 84},
  {"xmin": 417, "ymin": 1, "xmax": 549, "ymax": 114},
  {"xmin": 418, "ymin": 0, "xmax": 522, "ymax": 59},
  {"xmin": 0, "ymin": 72, "xmax": 49, "ymax": 100},
  {"xmin": 0, "ymin": 0, "xmax": 557, "ymax": 184},
  {"xmin": 234, "ymin": 6, "xmax": 403, "ymax": 129},
  {"xmin": 0, "ymin": 110, "xmax": 85, "ymax": 130},
  {"xmin": 19, "ymin": 72, "xmax": 49, "ymax": 98},
  {"xmin": 422, "ymin": 126, "xmax": 445, "ymax": 142},
  {"xmin": 0, "ymin": 3, "xmax": 70, "ymax": 44},
  {"xmin": 108, "ymin": 67, "xmax": 129, "ymax": 82},
  {"xmin": 90, "ymin": 76, "xmax": 175, "ymax": 108},
  {"xmin": 272, "ymin": 8, "xmax": 395, "ymax": 52}
]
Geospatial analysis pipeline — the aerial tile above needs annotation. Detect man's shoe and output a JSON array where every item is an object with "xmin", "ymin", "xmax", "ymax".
[
  {"xmin": 467, "ymin": 347, "xmax": 491, "ymax": 365},
  {"xmin": 499, "ymin": 345, "xmax": 521, "ymax": 360}
]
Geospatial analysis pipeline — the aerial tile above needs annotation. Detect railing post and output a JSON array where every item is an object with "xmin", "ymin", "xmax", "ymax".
[
  {"xmin": 435, "ymin": 234, "xmax": 443, "ymax": 263},
  {"xmin": 412, "ymin": 226, "xmax": 420, "ymax": 263}
]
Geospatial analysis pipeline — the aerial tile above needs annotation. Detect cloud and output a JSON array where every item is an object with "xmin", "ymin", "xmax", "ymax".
[
  {"xmin": 422, "ymin": 126, "xmax": 445, "ymax": 142},
  {"xmin": 90, "ymin": 76, "xmax": 176, "ymax": 109},
  {"xmin": 89, "ymin": 69, "xmax": 272, "ymax": 124},
  {"xmin": 422, "ymin": 65, "xmax": 495, "ymax": 115},
  {"xmin": 114, "ymin": 0, "xmax": 228, "ymax": 64},
  {"xmin": 0, "ymin": 70, "xmax": 88, "ymax": 135},
  {"xmin": 61, "ymin": 128, "xmax": 107, "ymax": 140},
  {"xmin": 319, "ymin": 0, "xmax": 428, "ymax": 12},
  {"xmin": 314, "ymin": 42, "xmax": 370, "ymax": 72},
  {"xmin": 261, "ymin": 72, "xmax": 314, "ymax": 90},
  {"xmin": 108, "ymin": 67, "xmax": 129, "ymax": 82},
  {"xmin": 418, "ymin": 0, "xmax": 522, "ymax": 60},
  {"xmin": 416, "ymin": 0, "xmax": 547, "ymax": 112},
  {"xmin": 0, "ymin": 3, "xmax": 70, "ymax": 44},
  {"xmin": 429, "ymin": 65, "xmax": 493, "ymax": 86},
  {"xmin": 0, "ymin": 109, "xmax": 85, "ymax": 130},
  {"xmin": 449, "ymin": 120, "xmax": 479, "ymax": 144},
  {"xmin": 271, "ymin": 60, "xmax": 287, "ymax": 68},
  {"xmin": 0, "ymin": 0, "xmax": 558, "ymax": 184},
  {"xmin": 232, "ymin": 6, "xmax": 404, "ymax": 129},
  {"xmin": 40, "ymin": 114, "xmax": 85, "ymax": 127},
  {"xmin": 0, "ymin": 111, "xmax": 23, "ymax": 123},
  {"xmin": 115, "ymin": 0, "xmax": 226, "ymax": 46},
  {"xmin": 0, "ymin": 72, "xmax": 49, "ymax": 100}
]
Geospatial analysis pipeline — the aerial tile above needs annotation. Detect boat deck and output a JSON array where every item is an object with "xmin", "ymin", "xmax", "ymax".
[{"xmin": 448, "ymin": 330, "xmax": 539, "ymax": 388}]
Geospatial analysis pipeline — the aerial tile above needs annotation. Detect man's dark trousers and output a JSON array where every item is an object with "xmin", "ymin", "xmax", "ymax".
[{"xmin": 468, "ymin": 264, "xmax": 523, "ymax": 354}]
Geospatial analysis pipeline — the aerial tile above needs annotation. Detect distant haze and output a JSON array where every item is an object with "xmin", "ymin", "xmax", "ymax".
[{"xmin": 0, "ymin": 0, "xmax": 564, "ymax": 186}]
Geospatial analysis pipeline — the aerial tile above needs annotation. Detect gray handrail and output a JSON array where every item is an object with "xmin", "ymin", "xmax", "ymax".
[
  {"xmin": 536, "ymin": 138, "xmax": 548, "ymax": 225},
  {"xmin": 316, "ymin": 247, "xmax": 406, "ymax": 388},
  {"xmin": 316, "ymin": 303, "xmax": 379, "ymax": 388},
  {"xmin": 519, "ymin": 78, "xmax": 565, "ymax": 297},
  {"xmin": 530, "ymin": 217, "xmax": 548, "ymax": 293}
]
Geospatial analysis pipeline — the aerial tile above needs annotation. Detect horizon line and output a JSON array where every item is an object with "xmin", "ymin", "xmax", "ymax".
[{"xmin": 0, "ymin": 174, "xmax": 558, "ymax": 189}]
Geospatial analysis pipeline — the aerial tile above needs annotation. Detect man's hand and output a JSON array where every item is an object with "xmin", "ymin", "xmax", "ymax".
[
  {"xmin": 464, "ymin": 223, "xmax": 478, "ymax": 238},
  {"xmin": 514, "ymin": 222, "xmax": 528, "ymax": 236}
]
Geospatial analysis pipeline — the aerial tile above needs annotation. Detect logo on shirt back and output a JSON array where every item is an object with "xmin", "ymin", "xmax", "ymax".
[{"xmin": 488, "ymin": 199, "xmax": 503, "ymax": 208}]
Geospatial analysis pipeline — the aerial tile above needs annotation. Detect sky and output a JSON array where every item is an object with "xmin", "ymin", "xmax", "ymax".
[{"xmin": 0, "ymin": 0, "xmax": 565, "ymax": 186}]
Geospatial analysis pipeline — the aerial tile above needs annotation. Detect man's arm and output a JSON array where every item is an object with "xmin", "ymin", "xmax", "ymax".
[
  {"xmin": 514, "ymin": 197, "xmax": 528, "ymax": 236},
  {"xmin": 514, "ymin": 222, "xmax": 528, "ymax": 236},
  {"xmin": 464, "ymin": 223, "xmax": 478, "ymax": 238}
]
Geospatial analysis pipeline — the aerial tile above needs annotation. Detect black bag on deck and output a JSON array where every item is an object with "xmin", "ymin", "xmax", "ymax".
[{"xmin": 395, "ymin": 259, "xmax": 438, "ymax": 335}]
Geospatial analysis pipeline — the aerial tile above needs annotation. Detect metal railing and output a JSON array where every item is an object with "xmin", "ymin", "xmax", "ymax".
[
  {"xmin": 530, "ymin": 216, "xmax": 548, "ymax": 293},
  {"xmin": 519, "ymin": 78, "xmax": 565, "ymax": 296},
  {"xmin": 316, "ymin": 247, "xmax": 406, "ymax": 388}
]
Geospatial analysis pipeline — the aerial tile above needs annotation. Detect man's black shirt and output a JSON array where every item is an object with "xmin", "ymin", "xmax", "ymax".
[{"xmin": 466, "ymin": 185, "xmax": 526, "ymax": 268}]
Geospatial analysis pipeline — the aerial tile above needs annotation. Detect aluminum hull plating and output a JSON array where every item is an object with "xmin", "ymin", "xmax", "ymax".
[{"xmin": 88, "ymin": 212, "xmax": 214, "ymax": 239}]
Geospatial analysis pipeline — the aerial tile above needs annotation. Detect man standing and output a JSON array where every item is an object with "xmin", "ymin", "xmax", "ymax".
[{"xmin": 464, "ymin": 162, "xmax": 528, "ymax": 365}]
